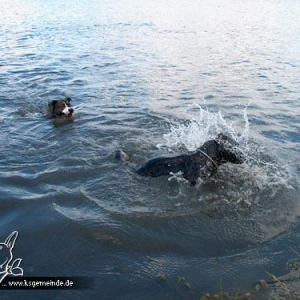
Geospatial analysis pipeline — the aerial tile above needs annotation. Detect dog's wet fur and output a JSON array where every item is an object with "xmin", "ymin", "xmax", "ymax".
[
  {"xmin": 136, "ymin": 133, "xmax": 244, "ymax": 185},
  {"xmin": 48, "ymin": 97, "xmax": 74, "ymax": 118}
]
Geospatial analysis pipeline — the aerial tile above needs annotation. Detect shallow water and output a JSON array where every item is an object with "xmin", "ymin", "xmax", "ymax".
[{"xmin": 1, "ymin": 0, "xmax": 300, "ymax": 299}]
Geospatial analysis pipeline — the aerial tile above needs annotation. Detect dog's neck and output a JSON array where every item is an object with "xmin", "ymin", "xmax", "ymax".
[
  {"xmin": 197, "ymin": 148, "xmax": 219, "ymax": 169},
  {"xmin": 197, "ymin": 139, "xmax": 229, "ymax": 167},
  {"xmin": 197, "ymin": 140, "xmax": 217, "ymax": 159}
]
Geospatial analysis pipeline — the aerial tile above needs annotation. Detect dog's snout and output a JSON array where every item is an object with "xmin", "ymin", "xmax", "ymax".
[
  {"xmin": 237, "ymin": 155, "xmax": 244, "ymax": 164},
  {"xmin": 61, "ymin": 104, "xmax": 73, "ymax": 116},
  {"xmin": 235, "ymin": 149, "xmax": 245, "ymax": 164}
]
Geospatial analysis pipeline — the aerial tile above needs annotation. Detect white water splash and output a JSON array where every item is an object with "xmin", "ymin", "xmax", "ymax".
[{"xmin": 159, "ymin": 104, "xmax": 249, "ymax": 152}]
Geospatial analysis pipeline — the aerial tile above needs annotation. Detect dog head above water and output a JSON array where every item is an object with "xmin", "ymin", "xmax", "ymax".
[
  {"xmin": 48, "ymin": 97, "xmax": 74, "ymax": 118},
  {"xmin": 214, "ymin": 133, "xmax": 245, "ymax": 165}
]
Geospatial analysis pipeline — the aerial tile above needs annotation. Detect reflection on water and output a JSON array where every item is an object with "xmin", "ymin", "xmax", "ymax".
[{"xmin": 1, "ymin": 0, "xmax": 300, "ymax": 299}]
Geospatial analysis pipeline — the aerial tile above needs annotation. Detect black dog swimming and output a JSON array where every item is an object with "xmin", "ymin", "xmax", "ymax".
[
  {"xmin": 136, "ymin": 133, "xmax": 244, "ymax": 185},
  {"xmin": 48, "ymin": 97, "xmax": 74, "ymax": 118}
]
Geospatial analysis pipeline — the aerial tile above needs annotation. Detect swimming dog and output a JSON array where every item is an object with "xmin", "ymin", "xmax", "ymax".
[
  {"xmin": 136, "ymin": 133, "xmax": 244, "ymax": 185},
  {"xmin": 48, "ymin": 97, "xmax": 74, "ymax": 118}
]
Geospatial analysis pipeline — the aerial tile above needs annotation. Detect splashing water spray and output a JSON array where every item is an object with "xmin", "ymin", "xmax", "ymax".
[{"xmin": 160, "ymin": 103, "xmax": 249, "ymax": 152}]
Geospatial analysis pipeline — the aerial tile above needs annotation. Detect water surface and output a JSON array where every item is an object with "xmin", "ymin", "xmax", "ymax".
[{"xmin": 1, "ymin": 0, "xmax": 300, "ymax": 299}]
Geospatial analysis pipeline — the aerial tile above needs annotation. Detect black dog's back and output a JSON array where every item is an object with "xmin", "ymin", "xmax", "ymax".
[
  {"xmin": 136, "ymin": 152, "xmax": 203, "ymax": 184},
  {"xmin": 137, "ymin": 154, "xmax": 191, "ymax": 177}
]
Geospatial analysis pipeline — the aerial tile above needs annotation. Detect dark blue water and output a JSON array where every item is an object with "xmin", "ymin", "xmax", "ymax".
[{"xmin": 1, "ymin": 0, "xmax": 300, "ymax": 299}]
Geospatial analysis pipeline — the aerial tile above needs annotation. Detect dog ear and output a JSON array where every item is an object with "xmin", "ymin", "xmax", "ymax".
[
  {"xmin": 4, "ymin": 231, "xmax": 18, "ymax": 250},
  {"xmin": 217, "ymin": 133, "xmax": 227, "ymax": 141},
  {"xmin": 65, "ymin": 97, "xmax": 72, "ymax": 104},
  {"xmin": 48, "ymin": 100, "xmax": 57, "ymax": 107}
]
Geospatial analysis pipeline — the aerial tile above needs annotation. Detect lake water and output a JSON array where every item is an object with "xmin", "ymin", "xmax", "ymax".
[{"xmin": 1, "ymin": 0, "xmax": 300, "ymax": 299}]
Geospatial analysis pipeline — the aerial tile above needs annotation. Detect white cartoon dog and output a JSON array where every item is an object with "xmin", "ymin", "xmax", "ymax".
[{"xmin": 0, "ymin": 231, "xmax": 23, "ymax": 283}]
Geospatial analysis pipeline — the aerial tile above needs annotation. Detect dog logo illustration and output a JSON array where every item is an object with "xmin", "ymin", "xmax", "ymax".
[{"xmin": 0, "ymin": 231, "xmax": 23, "ymax": 284}]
